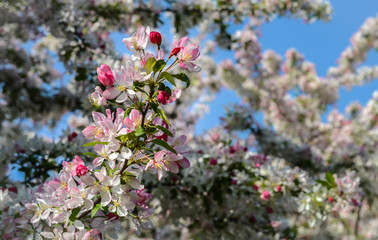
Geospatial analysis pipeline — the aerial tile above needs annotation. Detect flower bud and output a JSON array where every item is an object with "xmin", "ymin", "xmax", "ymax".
[
  {"xmin": 8, "ymin": 187, "xmax": 18, "ymax": 194},
  {"xmin": 157, "ymin": 90, "xmax": 170, "ymax": 105},
  {"xmin": 209, "ymin": 158, "xmax": 217, "ymax": 166},
  {"xmin": 261, "ymin": 191, "xmax": 270, "ymax": 200},
  {"xmin": 97, "ymin": 64, "xmax": 115, "ymax": 86},
  {"xmin": 169, "ymin": 47, "xmax": 181, "ymax": 58},
  {"xmin": 150, "ymin": 31, "xmax": 162, "ymax": 46},
  {"xmin": 266, "ymin": 206, "xmax": 274, "ymax": 214},
  {"xmin": 76, "ymin": 165, "xmax": 89, "ymax": 176}
]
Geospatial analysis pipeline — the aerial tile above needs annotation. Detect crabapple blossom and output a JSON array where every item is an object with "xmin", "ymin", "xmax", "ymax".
[{"xmin": 122, "ymin": 26, "xmax": 150, "ymax": 52}]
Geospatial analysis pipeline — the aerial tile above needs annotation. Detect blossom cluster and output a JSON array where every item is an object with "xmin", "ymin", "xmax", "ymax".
[{"xmin": 0, "ymin": 26, "xmax": 200, "ymax": 239}]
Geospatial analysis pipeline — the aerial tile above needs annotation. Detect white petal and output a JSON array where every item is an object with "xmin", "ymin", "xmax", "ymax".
[{"xmin": 116, "ymin": 92, "xmax": 128, "ymax": 103}]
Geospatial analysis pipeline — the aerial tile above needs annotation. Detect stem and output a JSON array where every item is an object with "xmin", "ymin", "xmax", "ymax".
[
  {"xmin": 108, "ymin": 102, "xmax": 125, "ymax": 108},
  {"xmin": 164, "ymin": 58, "xmax": 179, "ymax": 73}
]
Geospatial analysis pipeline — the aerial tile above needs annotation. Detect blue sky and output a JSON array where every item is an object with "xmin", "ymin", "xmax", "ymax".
[
  {"xmin": 11, "ymin": 1, "xmax": 377, "ymax": 180},
  {"xmin": 33, "ymin": 1, "xmax": 377, "ymax": 137},
  {"xmin": 194, "ymin": 0, "xmax": 378, "ymax": 134}
]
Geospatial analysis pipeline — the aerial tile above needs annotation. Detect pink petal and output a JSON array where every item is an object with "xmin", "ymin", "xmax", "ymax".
[
  {"xmin": 165, "ymin": 161, "xmax": 179, "ymax": 174},
  {"xmin": 103, "ymin": 87, "xmax": 121, "ymax": 100},
  {"xmin": 154, "ymin": 150, "xmax": 166, "ymax": 162},
  {"xmin": 177, "ymin": 158, "xmax": 190, "ymax": 169},
  {"xmin": 82, "ymin": 126, "xmax": 96, "ymax": 138}
]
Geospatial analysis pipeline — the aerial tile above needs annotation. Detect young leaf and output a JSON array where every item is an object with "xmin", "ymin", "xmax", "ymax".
[
  {"xmin": 325, "ymin": 172, "xmax": 337, "ymax": 188},
  {"xmin": 155, "ymin": 125, "xmax": 174, "ymax": 137},
  {"xmin": 153, "ymin": 60, "xmax": 166, "ymax": 73},
  {"xmin": 69, "ymin": 207, "xmax": 81, "ymax": 223},
  {"xmin": 82, "ymin": 141, "xmax": 109, "ymax": 147},
  {"xmin": 145, "ymin": 57, "xmax": 156, "ymax": 74},
  {"xmin": 151, "ymin": 139, "xmax": 177, "ymax": 154},
  {"xmin": 135, "ymin": 125, "xmax": 145, "ymax": 137},
  {"xmin": 172, "ymin": 73, "xmax": 190, "ymax": 88},
  {"xmin": 156, "ymin": 108, "xmax": 171, "ymax": 126},
  {"xmin": 116, "ymin": 131, "xmax": 136, "ymax": 143},
  {"xmin": 91, "ymin": 203, "xmax": 102, "ymax": 218},
  {"xmin": 160, "ymin": 72, "xmax": 176, "ymax": 86}
]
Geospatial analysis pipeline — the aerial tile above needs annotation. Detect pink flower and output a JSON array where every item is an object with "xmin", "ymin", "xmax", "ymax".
[
  {"xmin": 97, "ymin": 64, "xmax": 115, "ymax": 86},
  {"xmin": 90, "ymin": 86, "xmax": 107, "ymax": 106},
  {"xmin": 261, "ymin": 191, "xmax": 270, "ymax": 201},
  {"xmin": 122, "ymin": 26, "xmax": 150, "ymax": 52},
  {"xmin": 157, "ymin": 90, "xmax": 169, "ymax": 104},
  {"xmin": 102, "ymin": 68, "xmax": 136, "ymax": 103},
  {"xmin": 145, "ymin": 150, "xmax": 184, "ymax": 180},
  {"xmin": 83, "ymin": 229, "xmax": 102, "ymax": 240},
  {"xmin": 178, "ymin": 46, "xmax": 201, "ymax": 72},
  {"xmin": 62, "ymin": 155, "xmax": 84, "ymax": 177},
  {"xmin": 150, "ymin": 31, "xmax": 162, "ymax": 46},
  {"xmin": 172, "ymin": 36, "xmax": 201, "ymax": 72},
  {"xmin": 76, "ymin": 165, "xmax": 89, "ymax": 176}
]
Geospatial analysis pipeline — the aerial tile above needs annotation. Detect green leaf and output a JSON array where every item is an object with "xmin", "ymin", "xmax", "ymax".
[
  {"xmin": 149, "ymin": 101, "xmax": 158, "ymax": 112},
  {"xmin": 156, "ymin": 108, "xmax": 171, "ymax": 126},
  {"xmin": 91, "ymin": 203, "xmax": 102, "ymax": 218},
  {"xmin": 155, "ymin": 125, "xmax": 174, "ymax": 137},
  {"xmin": 145, "ymin": 126, "xmax": 158, "ymax": 134},
  {"xmin": 151, "ymin": 139, "xmax": 177, "ymax": 154},
  {"xmin": 145, "ymin": 57, "xmax": 156, "ymax": 74},
  {"xmin": 153, "ymin": 60, "xmax": 166, "ymax": 73},
  {"xmin": 82, "ymin": 141, "xmax": 109, "ymax": 147},
  {"xmin": 83, "ymin": 152, "xmax": 98, "ymax": 158},
  {"xmin": 133, "ymin": 81, "xmax": 148, "ymax": 94},
  {"xmin": 160, "ymin": 72, "xmax": 176, "ymax": 86},
  {"xmin": 325, "ymin": 172, "xmax": 337, "ymax": 188},
  {"xmin": 172, "ymin": 73, "xmax": 190, "ymax": 88},
  {"xmin": 124, "ymin": 108, "xmax": 132, "ymax": 119},
  {"xmin": 316, "ymin": 179, "xmax": 329, "ymax": 188},
  {"xmin": 135, "ymin": 125, "xmax": 145, "ymax": 137},
  {"xmin": 69, "ymin": 207, "xmax": 81, "ymax": 222},
  {"xmin": 116, "ymin": 131, "xmax": 136, "ymax": 143}
]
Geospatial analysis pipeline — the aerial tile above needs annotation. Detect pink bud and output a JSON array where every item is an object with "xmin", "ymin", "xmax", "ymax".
[
  {"xmin": 231, "ymin": 179, "xmax": 237, "ymax": 185},
  {"xmin": 97, "ymin": 64, "xmax": 115, "ymax": 86},
  {"xmin": 261, "ymin": 191, "xmax": 270, "ymax": 200},
  {"xmin": 157, "ymin": 90, "xmax": 170, "ymax": 105},
  {"xmin": 76, "ymin": 165, "xmax": 89, "ymax": 176},
  {"xmin": 253, "ymin": 184, "xmax": 259, "ymax": 191},
  {"xmin": 328, "ymin": 197, "xmax": 334, "ymax": 203},
  {"xmin": 169, "ymin": 47, "xmax": 181, "ymax": 58},
  {"xmin": 150, "ymin": 31, "xmax": 162, "ymax": 46},
  {"xmin": 229, "ymin": 146, "xmax": 236, "ymax": 154},
  {"xmin": 209, "ymin": 158, "xmax": 217, "ymax": 166},
  {"xmin": 276, "ymin": 185, "xmax": 281, "ymax": 192},
  {"xmin": 68, "ymin": 132, "xmax": 78, "ymax": 142}
]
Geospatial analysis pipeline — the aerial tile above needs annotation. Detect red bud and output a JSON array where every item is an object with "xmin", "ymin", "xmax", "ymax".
[
  {"xmin": 169, "ymin": 47, "xmax": 181, "ymax": 58},
  {"xmin": 157, "ymin": 90, "xmax": 170, "ymax": 105},
  {"xmin": 150, "ymin": 31, "xmax": 162, "ymax": 46}
]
